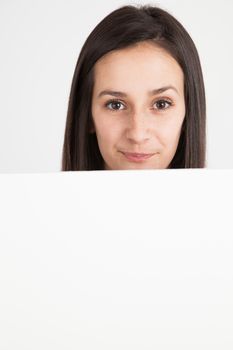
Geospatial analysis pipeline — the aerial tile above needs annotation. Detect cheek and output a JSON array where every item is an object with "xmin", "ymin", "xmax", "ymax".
[
  {"xmin": 95, "ymin": 117, "xmax": 121, "ymax": 145},
  {"xmin": 159, "ymin": 117, "xmax": 184, "ymax": 147}
]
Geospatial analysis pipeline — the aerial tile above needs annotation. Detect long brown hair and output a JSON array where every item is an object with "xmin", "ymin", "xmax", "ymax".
[{"xmin": 61, "ymin": 5, "xmax": 206, "ymax": 170}]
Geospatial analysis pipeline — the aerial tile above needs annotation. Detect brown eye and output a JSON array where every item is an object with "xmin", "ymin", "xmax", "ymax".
[
  {"xmin": 105, "ymin": 100, "xmax": 125, "ymax": 111},
  {"xmin": 154, "ymin": 99, "xmax": 172, "ymax": 110}
]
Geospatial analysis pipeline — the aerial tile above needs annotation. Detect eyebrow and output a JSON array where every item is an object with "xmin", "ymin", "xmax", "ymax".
[{"xmin": 97, "ymin": 85, "xmax": 179, "ymax": 98}]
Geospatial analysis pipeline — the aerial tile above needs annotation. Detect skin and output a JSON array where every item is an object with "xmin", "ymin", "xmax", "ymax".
[{"xmin": 90, "ymin": 40, "xmax": 186, "ymax": 170}]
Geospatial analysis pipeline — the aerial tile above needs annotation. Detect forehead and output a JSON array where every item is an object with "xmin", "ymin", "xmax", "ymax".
[{"xmin": 93, "ymin": 41, "xmax": 184, "ymax": 93}]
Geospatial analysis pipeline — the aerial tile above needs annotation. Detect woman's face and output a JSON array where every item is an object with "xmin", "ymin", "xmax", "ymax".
[{"xmin": 91, "ymin": 41, "xmax": 186, "ymax": 170}]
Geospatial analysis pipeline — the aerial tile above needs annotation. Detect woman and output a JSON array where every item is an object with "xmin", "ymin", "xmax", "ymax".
[{"xmin": 61, "ymin": 4, "xmax": 206, "ymax": 170}]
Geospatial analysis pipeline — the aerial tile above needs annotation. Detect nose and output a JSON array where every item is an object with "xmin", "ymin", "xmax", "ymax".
[{"xmin": 126, "ymin": 112, "xmax": 151, "ymax": 143}]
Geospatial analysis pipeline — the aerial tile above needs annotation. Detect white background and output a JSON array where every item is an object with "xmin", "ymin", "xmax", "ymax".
[
  {"xmin": 0, "ymin": 0, "xmax": 233, "ymax": 172},
  {"xmin": 0, "ymin": 169, "xmax": 233, "ymax": 348}
]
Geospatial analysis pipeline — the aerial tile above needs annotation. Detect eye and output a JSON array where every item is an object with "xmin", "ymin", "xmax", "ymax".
[
  {"xmin": 104, "ymin": 98, "xmax": 173, "ymax": 112},
  {"xmin": 105, "ymin": 99, "xmax": 125, "ymax": 111},
  {"xmin": 154, "ymin": 99, "xmax": 172, "ymax": 110}
]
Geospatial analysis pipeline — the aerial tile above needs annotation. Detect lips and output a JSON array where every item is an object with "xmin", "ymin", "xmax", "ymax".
[
  {"xmin": 121, "ymin": 151, "xmax": 155, "ymax": 162},
  {"xmin": 124, "ymin": 152, "xmax": 153, "ymax": 157}
]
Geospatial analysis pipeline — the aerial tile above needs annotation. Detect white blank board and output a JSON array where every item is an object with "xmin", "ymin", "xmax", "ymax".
[{"xmin": 0, "ymin": 169, "xmax": 233, "ymax": 349}]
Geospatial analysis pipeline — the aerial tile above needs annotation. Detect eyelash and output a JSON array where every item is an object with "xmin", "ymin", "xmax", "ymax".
[{"xmin": 104, "ymin": 98, "xmax": 173, "ymax": 112}]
